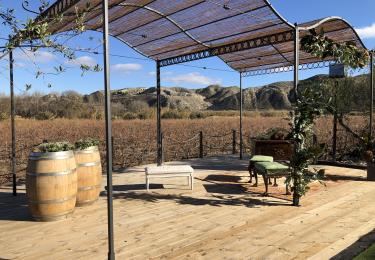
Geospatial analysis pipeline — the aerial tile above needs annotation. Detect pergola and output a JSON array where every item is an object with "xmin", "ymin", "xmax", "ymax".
[{"xmin": 6, "ymin": 1, "xmax": 372, "ymax": 259}]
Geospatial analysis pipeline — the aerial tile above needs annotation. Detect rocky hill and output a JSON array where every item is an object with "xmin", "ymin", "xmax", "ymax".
[{"xmin": 82, "ymin": 74, "xmax": 369, "ymax": 111}]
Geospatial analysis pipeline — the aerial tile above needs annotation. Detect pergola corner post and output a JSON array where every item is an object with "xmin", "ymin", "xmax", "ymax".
[
  {"xmin": 370, "ymin": 51, "xmax": 374, "ymax": 140},
  {"xmin": 156, "ymin": 60, "xmax": 162, "ymax": 166},
  {"xmin": 239, "ymin": 72, "xmax": 244, "ymax": 160},
  {"xmin": 9, "ymin": 50, "xmax": 16, "ymax": 196},
  {"xmin": 293, "ymin": 23, "xmax": 299, "ymax": 95},
  {"xmin": 292, "ymin": 23, "xmax": 300, "ymax": 207},
  {"xmin": 101, "ymin": 0, "xmax": 115, "ymax": 259}
]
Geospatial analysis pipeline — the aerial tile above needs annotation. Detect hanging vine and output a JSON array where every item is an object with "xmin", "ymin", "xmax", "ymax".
[
  {"xmin": 1, "ymin": 1, "xmax": 102, "ymax": 89},
  {"xmin": 300, "ymin": 29, "xmax": 370, "ymax": 69},
  {"xmin": 288, "ymin": 29, "xmax": 372, "ymax": 206}
]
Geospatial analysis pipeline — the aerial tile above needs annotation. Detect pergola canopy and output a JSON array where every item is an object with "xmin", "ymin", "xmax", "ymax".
[
  {"xmin": 40, "ymin": 0, "xmax": 367, "ymax": 74},
  {"xmin": 42, "ymin": 0, "xmax": 365, "ymax": 74}
]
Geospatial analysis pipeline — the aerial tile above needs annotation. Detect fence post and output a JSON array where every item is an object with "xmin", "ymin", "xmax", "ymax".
[
  {"xmin": 332, "ymin": 84, "xmax": 338, "ymax": 162},
  {"xmin": 111, "ymin": 136, "xmax": 114, "ymax": 171},
  {"xmin": 332, "ymin": 115, "xmax": 337, "ymax": 161},
  {"xmin": 161, "ymin": 132, "xmax": 164, "ymax": 163},
  {"xmin": 232, "ymin": 129, "xmax": 237, "ymax": 154},
  {"xmin": 199, "ymin": 131, "xmax": 203, "ymax": 158}
]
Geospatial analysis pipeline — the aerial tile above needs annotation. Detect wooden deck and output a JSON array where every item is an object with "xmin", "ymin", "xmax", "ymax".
[{"xmin": 1, "ymin": 155, "xmax": 374, "ymax": 260}]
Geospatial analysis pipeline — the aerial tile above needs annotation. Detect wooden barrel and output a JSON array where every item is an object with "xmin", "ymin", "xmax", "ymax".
[
  {"xmin": 74, "ymin": 146, "xmax": 102, "ymax": 206},
  {"xmin": 26, "ymin": 151, "xmax": 77, "ymax": 221}
]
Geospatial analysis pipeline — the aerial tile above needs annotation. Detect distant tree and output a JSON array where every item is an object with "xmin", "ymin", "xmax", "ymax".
[{"xmin": 126, "ymin": 100, "xmax": 150, "ymax": 113}]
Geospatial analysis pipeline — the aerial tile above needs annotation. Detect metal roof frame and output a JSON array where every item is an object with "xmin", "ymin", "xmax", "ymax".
[{"xmin": 36, "ymin": 1, "xmax": 367, "ymax": 76}]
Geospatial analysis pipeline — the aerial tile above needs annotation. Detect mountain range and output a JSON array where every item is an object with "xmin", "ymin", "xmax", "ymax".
[{"xmin": 82, "ymin": 74, "xmax": 369, "ymax": 111}]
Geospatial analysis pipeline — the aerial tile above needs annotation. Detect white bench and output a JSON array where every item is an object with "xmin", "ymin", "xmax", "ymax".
[{"xmin": 144, "ymin": 165, "xmax": 194, "ymax": 191}]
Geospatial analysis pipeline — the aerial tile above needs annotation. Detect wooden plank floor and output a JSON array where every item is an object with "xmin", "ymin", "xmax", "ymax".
[{"xmin": 0, "ymin": 155, "xmax": 374, "ymax": 260}]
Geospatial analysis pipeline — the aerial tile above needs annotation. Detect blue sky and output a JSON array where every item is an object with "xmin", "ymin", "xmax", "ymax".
[{"xmin": 0, "ymin": 0, "xmax": 374, "ymax": 95}]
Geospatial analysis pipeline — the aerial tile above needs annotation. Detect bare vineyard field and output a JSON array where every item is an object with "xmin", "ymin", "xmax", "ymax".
[{"xmin": 0, "ymin": 115, "xmax": 369, "ymax": 184}]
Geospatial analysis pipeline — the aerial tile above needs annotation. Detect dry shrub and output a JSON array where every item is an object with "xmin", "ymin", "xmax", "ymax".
[{"xmin": 0, "ymin": 115, "xmax": 369, "ymax": 184}]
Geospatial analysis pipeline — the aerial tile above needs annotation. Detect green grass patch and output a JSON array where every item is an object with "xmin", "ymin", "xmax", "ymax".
[{"xmin": 354, "ymin": 243, "xmax": 375, "ymax": 260}]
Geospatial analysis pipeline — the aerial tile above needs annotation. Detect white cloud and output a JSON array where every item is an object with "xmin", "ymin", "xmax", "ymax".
[
  {"xmin": 164, "ymin": 72, "xmax": 221, "ymax": 85},
  {"xmin": 15, "ymin": 50, "xmax": 56, "ymax": 63},
  {"xmin": 66, "ymin": 56, "xmax": 97, "ymax": 67},
  {"xmin": 14, "ymin": 62, "xmax": 26, "ymax": 68},
  {"xmin": 111, "ymin": 63, "xmax": 142, "ymax": 73},
  {"xmin": 356, "ymin": 23, "xmax": 375, "ymax": 39},
  {"xmin": 148, "ymin": 71, "xmax": 173, "ymax": 76}
]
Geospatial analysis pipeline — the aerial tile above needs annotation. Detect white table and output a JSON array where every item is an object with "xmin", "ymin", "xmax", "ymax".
[{"xmin": 144, "ymin": 165, "xmax": 194, "ymax": 191}]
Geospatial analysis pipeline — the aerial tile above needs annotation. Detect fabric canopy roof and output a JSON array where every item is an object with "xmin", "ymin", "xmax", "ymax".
[
  {"xmin": 39, "ymin": 0, "xmax": 367, "ymax": 74},
  {"xmin": 236, "ymin": 17, "xmax": 367, "ymax": 75}
]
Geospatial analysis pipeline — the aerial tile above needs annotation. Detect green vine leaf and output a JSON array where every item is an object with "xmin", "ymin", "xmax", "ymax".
[{"xmin": 301, "ymin": 30, "xmax": 370, "ymax": 69}]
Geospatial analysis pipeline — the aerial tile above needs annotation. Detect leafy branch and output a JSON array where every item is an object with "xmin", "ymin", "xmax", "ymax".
[
  {"xmin": 0, "ymin": 0, "xmax": 102, "ymax": 90},
  {"xmin": 301, "ymin": 29, "xmax": 370, "ymax": 69}
]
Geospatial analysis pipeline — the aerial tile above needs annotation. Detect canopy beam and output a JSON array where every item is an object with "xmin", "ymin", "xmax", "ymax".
[
  {"xmin": 241, "ymin": 60, "xmax": 337, "ymax": 77},
  {"xmin": 159, "ymin": 31, "xmax": 294, "ymax": 67}
]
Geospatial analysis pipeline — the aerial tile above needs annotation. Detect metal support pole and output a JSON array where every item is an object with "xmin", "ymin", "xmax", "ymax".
[
  {"xmin": 156, "ymin": 61, "xmax": 162, "ymax": 166},
  {"xmin": 292, "ymin": 23, "xmax": 300, "ymax": 207},
  {"xmin": 101, "ymin": 0, "xmax": 115, "ymax": 259},
  {"xmin": 9, "ymin": 50, "xmax": 16, "ymax": 196},
  {"xmin": 370, "ymin": 52, "xmax": 374, "ymax": 140},
  {"xmin": 239, "ymin": 73, "xmax": 243, "ymax": 160},
  {"xmin": 293, "ymin": 24, "xmax": 299, "ymax": 95}
]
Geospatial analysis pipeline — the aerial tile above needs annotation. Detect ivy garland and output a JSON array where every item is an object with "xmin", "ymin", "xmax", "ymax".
[
  {"xmin": 289, "ymin": 87, "xmax": 328, "ymax": 206},
  {"xmin": 289, "ymin": 29, "xmax": 371, "ymax": 206},
  {"xmin": 300, "ymin": 29, "xmax": 370, "ymax": 69}
]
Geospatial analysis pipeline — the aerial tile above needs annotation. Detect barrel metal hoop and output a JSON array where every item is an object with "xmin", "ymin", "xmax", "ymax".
[
  {"xmin": 76, "ymin": 198, "xmax": 98, "ymax": 205},
  {"xmin": 78, "ymin": 184, "xmax": 101, "ymax": 191},
  {"xmin": 32, "ymin": 209, "xmax": 74, "ymax": 221},
  {"xmin": 28, "ymin": 194, "xmax": 76, "ymax": 204},
  {"xmin": 26, "ymin": 168, "xmax": 76, "ymax": 177},
  {"xmin": 77, "ymin": 161, "xmax": 101, "ymax": 167},
  {"xmin": 29, "ymin": 151, "xmax": 74, "ymax": 161}
]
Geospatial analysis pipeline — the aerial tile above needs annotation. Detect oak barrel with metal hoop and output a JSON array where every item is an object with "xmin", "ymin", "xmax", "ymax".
[
  {"xmin": 26, "ymin": 151, "xmax": 77, "ymax": 221},
  {"xmin": 74, "ymin": 146, "xmax": 102, "ymax": 206}
]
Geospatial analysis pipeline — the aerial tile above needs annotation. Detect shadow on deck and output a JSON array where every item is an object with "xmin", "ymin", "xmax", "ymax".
[
  {"xmin": 0, "ymin": 190, "xmax": 32, "ymax": 222},
  {"xmin": 332, "ymin": 228, "xmax": 375, "ymax": 259},
  {"xmin": 104, "ymin": 190, "xmax": 289, "ymax": 208}
]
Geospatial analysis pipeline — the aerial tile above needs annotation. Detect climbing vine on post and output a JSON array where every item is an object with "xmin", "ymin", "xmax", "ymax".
[
  {"xmin": 290, "ymin": 29, "xmax": 371, "ymax": 206},
  {"xmin": 289, "ymin": 86, "xmax": 328, "ymax": 206}
]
